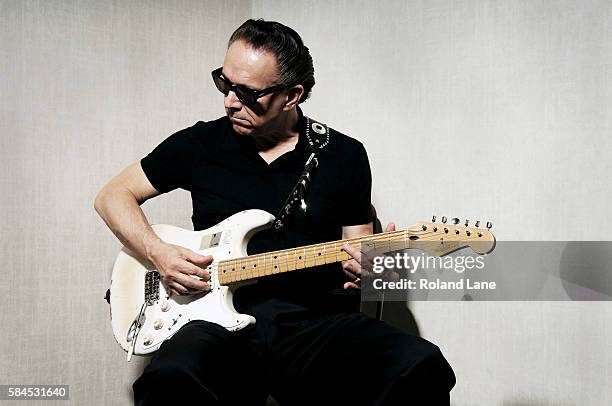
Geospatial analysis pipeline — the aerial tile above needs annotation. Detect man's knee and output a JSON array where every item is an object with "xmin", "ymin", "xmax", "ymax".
[
  {"xmin": 380, "ymin": 341, "xmax": 455, "ymax": 405},
  {"xmin": 132, "ymin": 322, "xmax": 233, "ymax": 405}
]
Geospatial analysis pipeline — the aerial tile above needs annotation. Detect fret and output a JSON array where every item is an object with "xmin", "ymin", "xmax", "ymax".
[
  {"xmin": 240, "ymin": 259, "xmax": 246, "ymax": 281},
  {"xmin": 268, "ymin": 253, "xmax": 272, "ymax": 275},
  {"xmin": 303, "ymin": 248, "xmax": 308, "ymax": 269},
  {"xmin": 234, "ymin": 259, "xmax": 239, "ymax": 282},
  {"xmin": 323, "ymin": 244, "xmax": 327, "ymax": 264},
  {"xmin": 267, "ymin": 254, "xmax": 272, "ymax": 274},
  {"xmin": 285, "ymin": 251, "xmax": 289, "ymax": 273},
  {"xmin": 280, "ymin": 252, "xmax": 286, "ymax": 273},
  {"xmin": 307, "ymin": 246, "xmax": 316, "ymax": 268},
  {"xmin": 319, "ymin": 244, "xmax": 324, "ymax": 264},
  {"xmin": 334, "ymin": 242, "xmax": 338, "ymax": 263},
  {"xmin": 293, "ymin": 249, "xmax": 299, "ymax": 271},
  {"xmin": 218, "ymin": 263, "xmax": 224, "ymax": 284},
  {"xmin": 311, "ymin": 245, "xmax": 315, "ymax": 266},
  {"xmin": 228, "ymin": 260, "xmax": 236, "ymax": 282}
]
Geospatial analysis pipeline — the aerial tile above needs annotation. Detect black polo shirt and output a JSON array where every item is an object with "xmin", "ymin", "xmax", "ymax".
[{"xmin": 141, "ymin": 110, "xmax": 372, "ymax": 312}]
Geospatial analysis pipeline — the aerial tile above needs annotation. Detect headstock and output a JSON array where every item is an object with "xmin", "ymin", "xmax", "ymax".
[{"xmin": 406, "ymin": 216, "xmax": 496, "ymax": 257}]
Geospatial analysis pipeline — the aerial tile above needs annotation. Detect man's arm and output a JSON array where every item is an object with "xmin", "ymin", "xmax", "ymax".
[
  {"xmin": 342, "ymin": 222, "xmax": 395, "ymax": 289},
  {"xmin": 94, "ymin": 162, "xmax": 211, "ymax": 295}
]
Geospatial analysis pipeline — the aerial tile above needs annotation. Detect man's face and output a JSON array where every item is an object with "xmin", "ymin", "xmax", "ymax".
[{"xmin": 221, "ymin": 40, "xmax": 287, "ymax": 136}]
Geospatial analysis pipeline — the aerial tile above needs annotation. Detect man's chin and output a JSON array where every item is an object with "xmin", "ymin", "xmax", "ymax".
[
  {"xmin": 231, "ymin": 123, "xmax": 254, "ymax": 135},
  {"xmin": 229, "ymin": 117, "xmax": 254, "ymax": 133}
]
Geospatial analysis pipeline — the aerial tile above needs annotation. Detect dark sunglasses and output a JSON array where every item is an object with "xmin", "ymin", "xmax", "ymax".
[{"xmin": 211, "ymin": 67, "xmax": 288, "ymax": 106}]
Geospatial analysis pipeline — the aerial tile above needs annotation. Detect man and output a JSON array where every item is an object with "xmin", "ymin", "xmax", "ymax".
[{"xmin": 95, "ymin": 19, "xmax": 455, "ymax": 405}]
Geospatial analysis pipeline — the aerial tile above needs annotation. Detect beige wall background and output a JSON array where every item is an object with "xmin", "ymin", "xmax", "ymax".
[
  {"xmin": 0, "ymin": 0, "xmax": 251, "ymax": 404},
  {"xmin": 1, "ymin": 0, "xmax": 611, "ymax": 405}
]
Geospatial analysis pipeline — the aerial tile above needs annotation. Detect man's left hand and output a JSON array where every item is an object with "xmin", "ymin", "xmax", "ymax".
[{"xmin": 341, "ymin": 222, "xmax": 396, "ymax": 289}]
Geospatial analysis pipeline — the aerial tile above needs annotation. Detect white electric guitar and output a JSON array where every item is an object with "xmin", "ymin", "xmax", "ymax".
[{"xmin": 108, "ymin": 209, "xmax": 495, "ymax": 360}]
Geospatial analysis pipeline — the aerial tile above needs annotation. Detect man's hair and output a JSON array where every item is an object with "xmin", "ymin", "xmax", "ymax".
[{"xmin": 229, "ymin": 19, "xmax": 315, "ymax": 104}]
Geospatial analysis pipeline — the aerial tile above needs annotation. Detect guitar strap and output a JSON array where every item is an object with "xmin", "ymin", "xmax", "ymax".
[{"xmin": 272, "ymin": 116, "xmax": 330, "ymax": 231}]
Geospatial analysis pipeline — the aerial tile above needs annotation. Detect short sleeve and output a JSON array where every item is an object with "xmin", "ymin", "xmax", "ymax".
[
  {"xmin": 340, "ymin": 142, "xmax": 373, "ymax": 226},
  {"xmin": 140, "ymin": 125, "xmax": 197, "ymax": 193}
]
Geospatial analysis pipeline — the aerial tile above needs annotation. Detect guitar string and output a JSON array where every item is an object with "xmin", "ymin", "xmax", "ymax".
[
  {"xmin": 218, "ymin": 230, "xmax": 410, "ymax": 283},
  {"xmin": 218, "ymin": 228, "xmax": 482, "ymax": 283},
  {"xmin": 218, "ymin": 227, "xmax": 487, "ymax": 284}
]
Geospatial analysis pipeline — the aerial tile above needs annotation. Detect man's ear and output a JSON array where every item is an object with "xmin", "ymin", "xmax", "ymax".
[{"xmin": 283, "ymin": 85, "xmax": 305, "ymax": 110}]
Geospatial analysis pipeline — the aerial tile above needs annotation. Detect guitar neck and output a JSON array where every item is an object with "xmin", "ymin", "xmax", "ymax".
[{"xmin": 217, "ymin": 230, "xmax": 411, "ymax": 285}]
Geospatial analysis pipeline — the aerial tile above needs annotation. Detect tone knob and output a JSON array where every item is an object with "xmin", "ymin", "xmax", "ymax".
[
  {"xmin": 143, "ymin": 335, "xmax": 153, "ymax": 346},
  {"xmin": 161, "ymin": 301, "xmax": 171, "ymax": 312},
  {"xmin": 153, "ymin": 319, "xmax": 164, "ymax": 330}
]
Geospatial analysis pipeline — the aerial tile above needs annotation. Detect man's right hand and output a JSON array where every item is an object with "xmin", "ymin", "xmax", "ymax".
[{"xmin": 148, "ymin": 241, "xmax": 213, "ymax": 296}]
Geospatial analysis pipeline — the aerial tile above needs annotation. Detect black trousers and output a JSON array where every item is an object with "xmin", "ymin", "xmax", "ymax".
[{"xmin": 133, "ymin": 309, "xmax": 455, "ymax": 405}]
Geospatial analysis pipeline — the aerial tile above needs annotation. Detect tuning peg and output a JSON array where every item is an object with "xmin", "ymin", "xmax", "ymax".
[
  {"xmin": 464, "ymin": 219, "xmax": 470, "ymax": 227},
  {"xmin": 442, "ymin": 216, "xmax": 447, "ymax": 223},
  {"xmin": 432, "ymin": 215, "xmax": 436, "ymax": 222},
  {"xmin": 486, "ymin": 221, "xmax": 493, "ymax": 230},
  {"xmin": 452, "ymin": 217, "xmax": 460, "ymax": 225},
  {"xmin": 475, "ymin": 220, "xmax": 480, "ymax": 228}
]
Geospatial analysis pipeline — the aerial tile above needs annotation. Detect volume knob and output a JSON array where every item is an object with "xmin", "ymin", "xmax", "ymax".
[{"xmin": 161, "ymin": 301, "xmax": 171, "ymax": 312}]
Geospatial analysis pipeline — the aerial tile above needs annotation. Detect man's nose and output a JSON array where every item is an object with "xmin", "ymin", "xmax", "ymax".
[{"xmin": 224, "ymin": 90, "xmax": 243, "ymax": 110}]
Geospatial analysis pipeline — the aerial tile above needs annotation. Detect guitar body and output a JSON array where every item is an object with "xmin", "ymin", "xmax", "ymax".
[
  {"xmin": 108, "ymin": 209, "xmax": 495, "ymax": 359},
  {"xmin": 109, "ymin": 209, "xmax": 275, "ymax": 356}
]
